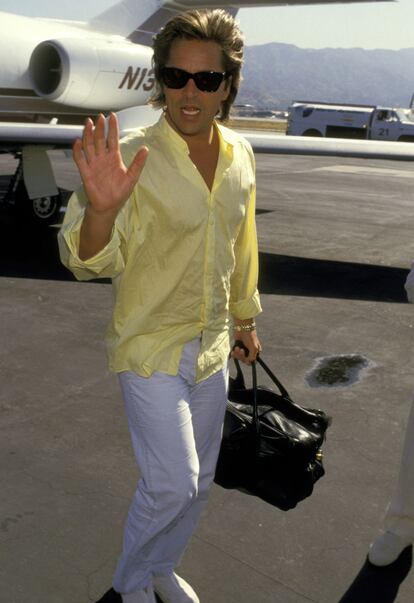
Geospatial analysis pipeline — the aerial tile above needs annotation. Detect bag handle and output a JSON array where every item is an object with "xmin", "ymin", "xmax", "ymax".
[
  {"xmin": 232, "ymin": 341, "xmax": 291, "ymax": 401},
  {"xmin": 252, "ymin": 360, "xmax": 260, "ymax": 434},
  {"xmin": 232, "ymin": 354, "xmax": 246, "ymax": 390},
  {"xmin": 255, "ymin": 356, "xmax": 291, "ymax": 401},
  {"xmin": 232, "ymin": 342, "xmax": 293, "ymax": 435}
]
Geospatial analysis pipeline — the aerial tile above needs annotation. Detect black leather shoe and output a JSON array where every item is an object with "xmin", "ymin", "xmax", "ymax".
[{"xmin": 95, "ymin": 588, "xmax": 122, "ymax": 602}]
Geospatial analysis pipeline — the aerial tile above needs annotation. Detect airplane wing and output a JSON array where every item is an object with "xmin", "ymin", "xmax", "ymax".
[
  {"xmin": 4, "ymin": 113, "xmax": 413, "ymax": 208},
  {"xmin": 163, "ymin": 0, "xmax": 394, "ymax": 7},
  {"xmin": 107, "ymin": 0, "xmax": 394, "ymax": 44},
  {"xmin": 1, "ymin": 109, "xmax": 413, "ymax": 162},
  {"xmin": 127, "ymin": 0, "xmax": 395, "ymax": 43},
  {"xmin": 241, "ymin": 131, "xmax": 414, "ymax": 160},
  {"xmin": 0, "ymin": 106, "xmax": 160, "ymax": 152}
]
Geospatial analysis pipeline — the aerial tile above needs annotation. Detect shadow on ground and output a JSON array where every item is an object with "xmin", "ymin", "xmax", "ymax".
[
  {"xmin": 0, "ymin": 211, "xmax": 75, "ymax": 281},
  {"xmin": 338, "ymin": 547, "xmax": 412, "ymax": 603},
  {"xmin": 0, "ymin": 214, "xmax": 409, "ymax": 304},
  {"xmin": 259, "ymin": 251, "xmax": 409, "ymax": 303}
]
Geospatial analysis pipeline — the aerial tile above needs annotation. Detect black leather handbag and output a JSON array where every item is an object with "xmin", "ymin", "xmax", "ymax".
[{"xmin": 214, "ymin": 356, "xmax": 331, "ymax": 510}]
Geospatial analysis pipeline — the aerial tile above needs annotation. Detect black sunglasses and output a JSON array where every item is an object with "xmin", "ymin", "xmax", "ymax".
[{"xmin": 160, "ymin": 67, "xmax": 229, "ymax": 92}]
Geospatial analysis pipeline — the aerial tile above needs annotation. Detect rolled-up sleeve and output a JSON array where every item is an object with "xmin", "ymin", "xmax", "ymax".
[
  {"xmin": 229, "ymin": 183, "xmax": 262, "ymax": 319},
  {"xmin": 58, "ymin": 188, "xmax": 127, "ymax": 281}
]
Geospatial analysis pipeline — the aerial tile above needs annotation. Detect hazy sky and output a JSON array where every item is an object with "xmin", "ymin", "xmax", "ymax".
[{"xmin": 0, "ymin": 0, "xmax": 412, "ymax": 50}]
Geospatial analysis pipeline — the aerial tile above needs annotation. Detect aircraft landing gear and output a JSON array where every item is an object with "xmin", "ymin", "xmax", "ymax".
[{"xmin": 4, "ymin": 153, "xmax": 64, "ymax": 226}]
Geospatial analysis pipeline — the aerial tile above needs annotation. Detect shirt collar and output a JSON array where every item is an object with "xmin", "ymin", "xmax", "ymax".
[
  {"xmin": 156, "ymin": 112, "xmax": 236, "ymax": 157},
  {"xmin": 216, "ymin": 121, "xmax": 235, "ymax": 161},
  {"xmin": 157, "ymin": 113, "xmax": 190, "ymax": 155},
  {"xmin": 215, "ymin": 121, "xmax": 237, "ymax": 150}
]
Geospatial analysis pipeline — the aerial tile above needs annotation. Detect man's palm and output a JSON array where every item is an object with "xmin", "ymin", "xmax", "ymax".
[{"xmin": 73, "ymin": 113, "xmax": 148, "ymax": 215}]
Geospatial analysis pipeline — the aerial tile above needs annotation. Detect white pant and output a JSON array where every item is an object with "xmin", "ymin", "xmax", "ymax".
[
  {"xmin": 384, "ymin": 394, "xmax": 414, "ymax": 539},
  {"xmin": 113, "ymin": 338, "xmax": 228, "ymax": 594}
]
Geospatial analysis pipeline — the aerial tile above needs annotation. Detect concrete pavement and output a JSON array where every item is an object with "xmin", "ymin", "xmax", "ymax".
[{"xmin": 1, "ymin": 151, "xmax": 414, "ymax": 602}]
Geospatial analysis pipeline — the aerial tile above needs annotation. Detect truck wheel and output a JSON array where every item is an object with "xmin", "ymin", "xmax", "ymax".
[
  {"xmin": 303, "ymin": 129, "xmax": 322, "ymax": 137},
  {"xmin": 398, "ymin": 136, "xmax": 414, "ymax": 143},
  {"xmin": 15, "ymin": 181, "xmax": 62, "ymax": 226}
]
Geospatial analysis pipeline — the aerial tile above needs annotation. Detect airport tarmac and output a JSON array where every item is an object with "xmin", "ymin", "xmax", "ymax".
[{"xmin": 2, "ymin": 150, "xmax": 414, "ymax": 603}]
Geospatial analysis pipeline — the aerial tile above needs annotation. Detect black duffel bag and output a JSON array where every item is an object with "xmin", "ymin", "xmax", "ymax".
[{"xmin": 214, "ymin": 355, "xmax": 331, "ymax": 510}]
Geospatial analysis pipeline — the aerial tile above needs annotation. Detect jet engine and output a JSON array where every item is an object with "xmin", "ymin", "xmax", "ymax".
[{"xmin": 29, "ymin": 37, "xmax": 155, "ymax": 110}]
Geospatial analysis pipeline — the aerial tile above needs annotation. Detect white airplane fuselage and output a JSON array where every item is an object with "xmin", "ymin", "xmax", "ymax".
[{"xmin": 0, "ymin": 11, "xmax": 154, "ymax": 123}]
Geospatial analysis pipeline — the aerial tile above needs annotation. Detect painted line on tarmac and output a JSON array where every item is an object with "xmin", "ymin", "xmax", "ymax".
[{"xmin": 311, "ymin": 165, "xmax": 414, "ymax": 178}]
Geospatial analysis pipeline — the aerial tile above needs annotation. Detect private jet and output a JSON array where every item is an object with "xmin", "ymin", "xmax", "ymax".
[{"xmin": 0, "ymin": 0, "xmax": 399, "ymax": 224}]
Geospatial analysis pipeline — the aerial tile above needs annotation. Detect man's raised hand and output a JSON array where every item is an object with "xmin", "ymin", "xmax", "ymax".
[{"xmin": 73, "ymin": 112, "xmax": 148, "ymax": 216}]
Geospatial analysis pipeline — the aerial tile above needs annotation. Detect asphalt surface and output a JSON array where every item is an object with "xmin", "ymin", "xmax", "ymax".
[{"xmin": 2, "ymin": 149, "xmax": 414, "ymax": 603}]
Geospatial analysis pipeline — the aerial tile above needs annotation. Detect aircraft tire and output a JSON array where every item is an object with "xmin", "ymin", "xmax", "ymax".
[{"xmin": 15, "ymin": 181, "xmax": 62, "ymax": 226}]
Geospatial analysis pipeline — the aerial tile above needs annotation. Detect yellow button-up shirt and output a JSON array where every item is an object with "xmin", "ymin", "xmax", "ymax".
[{"xmin": 58, "ymin": 115, "xmax": 261, "ymax": 382}]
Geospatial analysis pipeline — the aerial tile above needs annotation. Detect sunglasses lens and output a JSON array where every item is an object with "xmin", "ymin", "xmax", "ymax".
[
  {"xmin": 194, "ymin": 72, "xmax": 223, "ymax": 92},
  {"xmin": 161, "ymin": 68, "xmax": 188, "ymax": 89}
]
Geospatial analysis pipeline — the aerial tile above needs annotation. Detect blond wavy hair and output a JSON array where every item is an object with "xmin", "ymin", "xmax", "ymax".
[{"xmin": 150, "ymin": 9, "xmax": 244, "ymax": 122}]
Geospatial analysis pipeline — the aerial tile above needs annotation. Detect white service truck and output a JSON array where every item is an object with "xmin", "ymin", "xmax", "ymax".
[{"xmin": 287, "ymin": 100, "xmax": 414, "ymax": 142}]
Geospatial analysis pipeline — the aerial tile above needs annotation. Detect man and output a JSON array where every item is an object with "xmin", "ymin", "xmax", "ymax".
[
  {"xmin": 368, "ymin": 269, "xmax": 414, "ymax": 567},
  {"xmin": 59, "ymin": 9, "xmax": 262, "ymax": 603}
]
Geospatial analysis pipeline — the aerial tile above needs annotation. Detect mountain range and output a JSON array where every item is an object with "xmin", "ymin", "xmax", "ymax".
[{"xmin": 237, "ymin": 43, "xmax": 414, "ymax": 110}]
